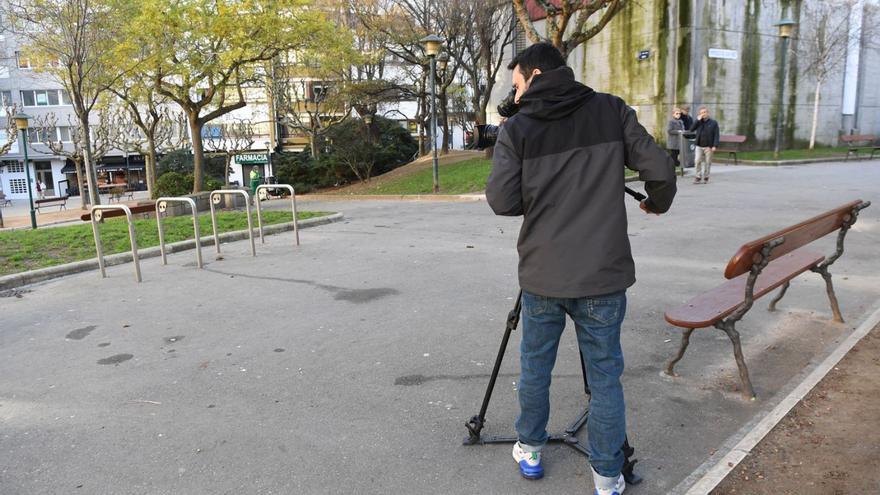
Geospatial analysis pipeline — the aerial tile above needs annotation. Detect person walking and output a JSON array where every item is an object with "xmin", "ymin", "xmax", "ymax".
[
  {"xmin": 486, "ymin": 42, "xmax": 676, "ymax": 495},
  {"xmin": 679, "ymin": 105, "xmax": 694, "ymax": 131},
  {"xmin": 36, "ymin": 180, "xmax": 46, "ymax": 199},
  {"xmin": 249, "ymin": 167, "xmax": 261, "ymax": 196},
  {"xmin": 689, "ymin": 106, "xmax": 720, "ymax": 184},
  {"xmin": 667, "ymin": 108, "xmax": 685, "ymax": 174}
]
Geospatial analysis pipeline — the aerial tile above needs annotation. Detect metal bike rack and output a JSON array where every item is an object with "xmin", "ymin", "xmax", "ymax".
[
  {"xmin": 254, "ymin": 184, "xmax": 300, "ymax": 246},
  {"xmin": 90, "ymin": 204, "xmax": 142, "ymax": 282},
  {"xmin": 156, "ymin": 197, "xmax": 203, "ymax": 269},
  {"xmin": 209, "ymin": 189, "xmax": 255, "ymax": 257}
]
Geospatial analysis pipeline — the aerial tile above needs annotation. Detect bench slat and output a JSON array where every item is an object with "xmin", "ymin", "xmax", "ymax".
[
  {"xmin": 665, "ymin": 249, "xmax": 825, "ymax": 328},
  {"xmin": 80, "ymin": 203, "xmax": 156, "ymax": 221},
  {"xmin": 724, "ymin": 200, "xmax": 862, "ymax": 279}
]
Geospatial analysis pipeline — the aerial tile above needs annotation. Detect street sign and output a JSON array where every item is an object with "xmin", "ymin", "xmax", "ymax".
[
  {"xmin": 708, "ymin": 48, "xmax": 738, "ymax": 60},
  {"xmin": 638, "ymin": 50, "xmax": 650, "ymax": 60},
  {"xmin": 236, "ymin": 153, "xmax": 268, "ymax": 165}
]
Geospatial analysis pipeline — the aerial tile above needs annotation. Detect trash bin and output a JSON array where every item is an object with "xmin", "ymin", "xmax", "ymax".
[{"xmin": 679, "ymin": 131, "xmax": 697, "ymax": 169}]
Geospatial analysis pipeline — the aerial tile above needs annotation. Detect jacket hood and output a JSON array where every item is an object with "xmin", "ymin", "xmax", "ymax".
[{"xmin": 517, "ymin": 66, "xmax": 595, "ymax": 120}]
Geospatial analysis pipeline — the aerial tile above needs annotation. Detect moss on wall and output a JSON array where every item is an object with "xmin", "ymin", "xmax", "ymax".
[
  {"xmin": 737, "ymin": 0, "xmax": 761, "ymax": 142},
  {"xmin": 784, "ymin": 1, "xmax": 803, "ymax": 147},
  {"xmin": 676, "ymin": 0, "xmax": 691, "ymax": 104}
]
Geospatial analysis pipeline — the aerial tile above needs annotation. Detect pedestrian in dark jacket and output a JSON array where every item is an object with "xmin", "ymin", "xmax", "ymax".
[
  {"xmin": 689, "ymin": 106, "xmax": 720, "ymax": 183},
  {"xmin": 679, "ymin": 106, "xmax": 694, "ymax": 130},
  {"xmin": 667, "ymin": 108, "xmax": 685, "ymax": 171},
  {"xmin": 486, "ymin": 42, "xmax": 676, "ymax": 495}
]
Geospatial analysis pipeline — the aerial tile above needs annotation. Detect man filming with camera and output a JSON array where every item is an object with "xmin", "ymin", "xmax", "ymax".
[{"xmin": 486, "ymin": 43, "xmax": 676, "ymax": 495}]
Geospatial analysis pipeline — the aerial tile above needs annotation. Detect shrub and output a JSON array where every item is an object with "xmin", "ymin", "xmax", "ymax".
[{"xmin": 155, "ymin": 171, "xmax": 191, "ymax": 198}]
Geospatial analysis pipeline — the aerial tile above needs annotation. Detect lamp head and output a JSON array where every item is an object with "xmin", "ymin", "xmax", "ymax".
[
  {"xmin": 420, "ymin": 34, "xmax": 444, "ymax": 57},
  {"xmin": 437, "ymin": 52, "xmax": 449, "ymax": 71},
  {"xmin": 776, "ymin": 19, "xmax": 796, "ymax": 38},
  {"xmin": 14, "ymin": 112, "xmax": 30, "ymax": 131}
]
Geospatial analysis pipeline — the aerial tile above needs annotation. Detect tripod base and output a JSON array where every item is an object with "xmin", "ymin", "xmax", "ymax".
[{"xmin": 464, "ymin": 405, "xmax": 643, "ymax": 485}]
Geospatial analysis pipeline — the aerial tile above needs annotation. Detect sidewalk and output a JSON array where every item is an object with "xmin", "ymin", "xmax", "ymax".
[
  {"xmin": 712, "ymin": 322, "xmax": 880, "ymax": 494},
  {"xmin": 0, "ymin": 192, "xmax": 152, "ymax": 230}
]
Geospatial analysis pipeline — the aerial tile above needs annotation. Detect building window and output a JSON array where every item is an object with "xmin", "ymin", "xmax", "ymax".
[
  {"xmin": 7, "ymin": 161, "xmax": 24, "ymax": 173},
  {"xmin": 16, "ymin": 51, "xmax": 31, "ymax": 69},
  {"xmin": 9, "ymin": 178, "xmax": 27, "ymax": 194},
  {"xmin": 20, "ymin": 89, "xmax": 71, "ymax": 107},
  {"xmin": 58, "ymin": 126, "xmax": 72, "ymax": 142},
  {"xmin": 1, "ymin": 90, "xmax": 12, "ymax": 106}
]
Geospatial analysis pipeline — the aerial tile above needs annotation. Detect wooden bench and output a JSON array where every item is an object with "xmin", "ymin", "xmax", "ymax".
[
  {"xmin": 34, "ymin": 196, "xmax": 70, "ymax": 212},
  {"xmin": 718, "ymin": 134, "xmax": 747, "ymax": 165},
  {"xmin": 107, "ymin": 186, "xmax": 135, "ymax": 202},
  {"xmin": 80, "ymin": 203, "xmax": 156, "ymax": 221},
  {"xmin": 839, "ymin": 134, "xmax": 878, "ymax": 161},
  {"xmin": 664, "ymin": 200, "xmax": 871, "ymax": 400}
]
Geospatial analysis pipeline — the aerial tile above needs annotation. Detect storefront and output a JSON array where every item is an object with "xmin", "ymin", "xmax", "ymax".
[{"xmin": 231, "ymin": 151, "xmax": 271, "ymax": 186}]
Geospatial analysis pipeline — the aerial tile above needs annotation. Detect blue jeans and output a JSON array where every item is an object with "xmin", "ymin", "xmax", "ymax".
[{"xmin": 516, "ymin": 290, "xmax": 627, "ymax": 478}]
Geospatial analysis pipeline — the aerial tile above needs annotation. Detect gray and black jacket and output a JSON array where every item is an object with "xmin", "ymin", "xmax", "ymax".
[
  {"xmin": 690, "ymin": 117, "xmax": 720, "ymax": 148},
  {"xmin": 486, "ymin": 66, "xmax": 676, "ymax": 298}
]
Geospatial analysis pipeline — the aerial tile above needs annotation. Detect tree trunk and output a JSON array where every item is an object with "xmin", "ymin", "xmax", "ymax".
[
  {"xmin": 146, "ymin": 137, "xmax": 158, "ymax": 198},
  {"xmin": 187, "ymin": 115, "xmax": 205, "ymax": 192},
  {"xmin": 79, "ymin": 113, "xmax": 100, "ymax": 207},
  {"xmin": 74, "ymin": 159, "xmax": 86, "ymax": 210},
  {"xmin": 224, "ymin": 153, "xmax": 232, "ymax": 187},
  {"xmin": 440, "ymin": 92, "xmax": 450, "ymax": 154},
  {"xmin": 809, "ymin": 79, "xmax": 821, "ymax": 150},
  {"xmin": 309, "ymin": 133, "xmax": 320, "ymax": 158}
]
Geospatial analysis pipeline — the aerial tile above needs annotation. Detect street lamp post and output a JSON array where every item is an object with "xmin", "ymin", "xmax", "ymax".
[
  {"xmin": 264, "ymin": 140, "xmax": 272, "ymax": 182},
  {"xmin": 421, "ymin": 34, "xmax": 443, "ymax": 193},
  {"xmin": 773, "ymin": 19, "xmax": 796, "ymax": 159},
  {"xmin": 363, "ymin": 113, "xmax": 373, "ymax": 143},
  {"xmin": 14, "ymin": 113, "xmax": 37, "ymax": 229}
]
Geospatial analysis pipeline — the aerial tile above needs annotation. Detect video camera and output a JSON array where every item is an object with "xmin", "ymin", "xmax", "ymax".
[{"xmin": 469, "ymin": 89, "xmax": 519, "ymax": 150}]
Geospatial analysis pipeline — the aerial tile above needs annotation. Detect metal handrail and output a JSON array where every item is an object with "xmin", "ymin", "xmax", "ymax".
[
  {"xmin": 156, "ymin": 197, "xmax": 203, "ymax": 268},
  {"xmin": 209, "ymin": 189, "xmax": 255, "ymax": 257},
  {"xmin": 254, "ymin": 184, "xmax": 300, "ymax": 246},
  {"xmin": 90, "ymin": 204, "xmax": 142, "ymax": 282}
]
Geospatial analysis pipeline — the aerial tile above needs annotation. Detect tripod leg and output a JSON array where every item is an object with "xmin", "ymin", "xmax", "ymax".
[
  {"xmin": 579, "ymin": 347, "xmax": 591, "ymax": 396},
  {"xmin": 464, "ymin": 290, "xmax": 523, "ymax": 445}
]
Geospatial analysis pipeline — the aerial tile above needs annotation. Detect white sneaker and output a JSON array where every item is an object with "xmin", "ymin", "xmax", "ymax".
[
  {"xmin": 512, "ymin": 441, "xmax": 544, "ymax": 479},
  {"xmin": 592, "ymin": 468, "xmax": 625, "ymax": 495}
]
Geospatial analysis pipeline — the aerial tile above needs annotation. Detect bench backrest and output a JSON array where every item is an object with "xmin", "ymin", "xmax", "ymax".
[
  {"xmin": 724, "ymin": 200, "xmax": 864, "ymax": 279},
  {"xmin": 720, "ymin": 134, "xmax": 747, "ymax": 144},
  {"xmin": 80, "ymin": 203, "xmax": 156, "ymax": 221},
  {"xmin": 839, "ymin": 134, "xmax": 876, "ymax": 143}
]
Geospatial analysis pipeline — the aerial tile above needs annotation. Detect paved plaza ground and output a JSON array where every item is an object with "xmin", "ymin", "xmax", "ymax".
[{"xmin": 1, "ymin": 161, "xmax": 878, "ymax": 494}]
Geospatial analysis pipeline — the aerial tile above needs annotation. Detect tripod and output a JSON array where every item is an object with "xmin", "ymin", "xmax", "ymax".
[{"xmin": 463, "ymin": 290, "xmax": 642, "ymax": 485}]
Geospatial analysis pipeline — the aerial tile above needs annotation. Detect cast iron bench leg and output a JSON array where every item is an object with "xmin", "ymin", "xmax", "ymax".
[
  {"xmin": 767, "ymin": 281, "xmax": 790, "ymax": 312},
  {"xmin": 811, "ymin": 266, "xmax": 844, "ymax": 323},
  {"xmin": 665, "ymin": 327, "xmax": 695, "ymax": 377},
  {"xmin": 714, "ymin": 320, "xmax": 756, "ymax": 400}
]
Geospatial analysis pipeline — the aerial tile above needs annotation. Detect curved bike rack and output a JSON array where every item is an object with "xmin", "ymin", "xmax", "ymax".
[
  {"xmin": 156, "ymin": 197, "xmax": 203, "ymax": 269},
  {"xmin": 90, "ymin": 204, "xmax": 142, "ymax": 282},
  {"xmin": 254, "ymin": 184, "xmax": 300, "ymax": 246},
  {"xmin": 209, "ymin": 189, "xmax": 255, "ymax": 257}
]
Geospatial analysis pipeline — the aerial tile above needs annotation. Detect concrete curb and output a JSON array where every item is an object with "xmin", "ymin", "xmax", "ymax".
[
  {"xmin": 300, "ymin": 176, "xmax": 642, "ymax": 202},
  {"xmin": 0, "ymin": 213, "xmax": 344, "ymax": 291},
  {"xmin": 715, "ymin": 156, "xmax": 878, "ymax": 166},
  {"xmin": 671, "ymin": 300, "xmax": 880, "ymax": 494},
  {"xmin": 300, "ymin": 193, "xmax": 487, "ymax": 202}
]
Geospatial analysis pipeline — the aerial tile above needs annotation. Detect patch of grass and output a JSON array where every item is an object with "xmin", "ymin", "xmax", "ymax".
[
  {"xmin": 0, "ymin": 210, "xmax": 329, "ymax": 277},
  {"xmin": 733, "ymin": 146, "xmax": 856, "ymax": 161},
  {"xmin": 352, "ymin": 158, "xmax": 637, "ymax": 195}
]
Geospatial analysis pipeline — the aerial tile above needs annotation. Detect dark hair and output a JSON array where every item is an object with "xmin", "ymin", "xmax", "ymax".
[{"xmin": 507, "ymin": 42, "xmax": 567, "ymax": 79}]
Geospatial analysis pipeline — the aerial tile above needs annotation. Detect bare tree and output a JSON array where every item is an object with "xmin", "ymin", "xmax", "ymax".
[
  {"xmin": 276, "ymin": 74, "xmax": 353, "ymax": 158},
  {"xmin": 204, "ymin": 119, "xmax": 256, "ymax": 187},
  {"xmin": 5, "ymin": 0, "xmax": 135, "ymax": 207},
  {"xmin": 512, "ymin": 0, "xmax": 627, "ymax": 59},
  {"xmin": 30, "ymin": 111, "xmax": 117, "ymax": 208},
  {"xmin": 798, "ymin": 0, "xmax": 879, "ymax": 148},
  {"xmin": 443, "ymin": 0, "xmax": 514, "ymax": 126},
  {"xmin": 110, "ymin": 87, "xmax": 188, "ymax": 196},
  {"xmin": 0, "ymin": 105, "xmax": 20, "ymax": 157}
]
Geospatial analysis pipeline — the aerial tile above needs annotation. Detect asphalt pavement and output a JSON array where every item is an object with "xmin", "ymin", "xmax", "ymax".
[{"xmin": 1, "ymin": 161, "xmax": 878, "ymax": 494}]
